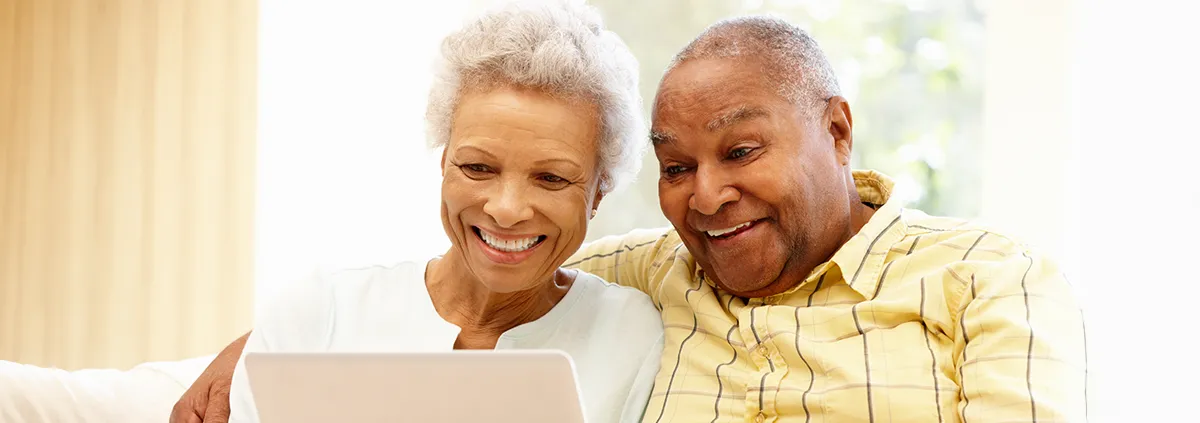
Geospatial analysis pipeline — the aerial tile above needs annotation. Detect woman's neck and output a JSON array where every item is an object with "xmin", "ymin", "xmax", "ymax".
[{"xmin": 425, "ymin": 249, "xmax": 573, "ymax": 348}]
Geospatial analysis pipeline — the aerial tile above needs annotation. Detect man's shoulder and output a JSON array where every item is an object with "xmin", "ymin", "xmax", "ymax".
[
  {"xmin": 897, "ymin": 209, "xmax": 1080, "ymax": 318},
  {"xmin": 897, "ymin": 208, "xmax": 1066, "ymax": 287},
  {"xmin": 900, "ymin": 208, "xmax": 1034, "ymax": 260}
]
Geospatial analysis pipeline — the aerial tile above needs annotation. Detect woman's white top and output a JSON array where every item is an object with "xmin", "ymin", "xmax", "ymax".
[{"xmin": 228, "ymin": 260, "xmax": 664, "ymax": 423}]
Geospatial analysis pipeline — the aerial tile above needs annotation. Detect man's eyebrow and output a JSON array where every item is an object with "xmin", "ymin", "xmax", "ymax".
[
  {"xmin": 650, "ymin": 129, "xmax": 675, "ymax": 146},
  {"xmin": 651, "ymin": 105, "xmax": 768, "ymax": 146},
  {"xmin": 705, "ymin": 105, "xmax": 769, "ymax": 132}
]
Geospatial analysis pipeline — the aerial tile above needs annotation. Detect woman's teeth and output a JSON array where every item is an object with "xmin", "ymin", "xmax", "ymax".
[{"xmin": 479, "ymin": 230, "xmax": 541, "ymax": 252}]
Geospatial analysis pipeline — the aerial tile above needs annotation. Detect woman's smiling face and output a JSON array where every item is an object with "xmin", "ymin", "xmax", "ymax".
[{"xmin": 440, "ymin": 86, "xmax": 604, "ymax": 292}]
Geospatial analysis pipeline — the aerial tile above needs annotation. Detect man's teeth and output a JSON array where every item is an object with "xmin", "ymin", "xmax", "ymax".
[
  {"xmin": 480, "ymin": 230, "xmax": 540, "ymax": 252},
  {"xmin": 707, "ymin": 221, "xmax": 753, "ymax": 237}
]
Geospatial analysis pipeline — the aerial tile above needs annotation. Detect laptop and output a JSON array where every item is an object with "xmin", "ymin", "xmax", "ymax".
[{"xmin": 243, "ymin": 350, "xmax": 587, "ymax": 423}]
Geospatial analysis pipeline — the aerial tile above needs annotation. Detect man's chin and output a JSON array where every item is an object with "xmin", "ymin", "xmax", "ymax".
[{"xmin": 706, "ymin": 267, "xmax": 780, "ymax": 298}]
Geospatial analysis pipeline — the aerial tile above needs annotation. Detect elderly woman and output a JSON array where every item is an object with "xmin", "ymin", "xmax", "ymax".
[{"xmin": 223, "ymin": 2, "xmax": 661, "ymax": 423}]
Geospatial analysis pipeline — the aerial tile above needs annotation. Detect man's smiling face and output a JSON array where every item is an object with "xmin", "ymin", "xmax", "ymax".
[{"xmin": 651, "ymin": 57, "xmax": 858, "ymax": 297}]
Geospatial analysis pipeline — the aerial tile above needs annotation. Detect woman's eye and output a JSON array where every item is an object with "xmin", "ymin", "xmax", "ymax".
[
  {"xmin": 538, "ymin": 174, "xmax": 572, "ymax": 189},
  {"xmin": 729, "ymin": 147, "xmax": 753, "ymax": 159},
  {"xmin": 459, "ymin": 163, "xmax": 493, "ymax": 177},
  {"xmin": 540, "ymin": 174, "xmax": 567, "ymax": 184}
]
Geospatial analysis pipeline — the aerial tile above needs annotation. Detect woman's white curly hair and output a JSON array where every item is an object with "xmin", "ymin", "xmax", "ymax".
[{"xmin": 425, "ymin": 0, "xmax": 646, "ymax": 194}]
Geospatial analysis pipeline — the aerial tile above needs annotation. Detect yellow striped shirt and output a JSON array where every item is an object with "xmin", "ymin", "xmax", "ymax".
[{"xmin": 566, "ymin": 170, "xmax": 1087, "ymax": 423}]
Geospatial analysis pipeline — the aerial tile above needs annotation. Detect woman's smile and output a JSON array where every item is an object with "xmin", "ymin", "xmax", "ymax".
[{"xmin": 473, "ymin": 226, "xmax": 547, "ymax": 265}]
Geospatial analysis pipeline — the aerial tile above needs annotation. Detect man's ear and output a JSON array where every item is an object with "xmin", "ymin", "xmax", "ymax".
[{"xmin": 827, "ymin": 96, "xmax": 854, "ymax": 166}]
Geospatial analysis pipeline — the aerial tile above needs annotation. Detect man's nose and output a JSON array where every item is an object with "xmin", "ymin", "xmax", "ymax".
[
  {"xmin": 483, "ymin": 180, "xmax": 535, "ymax": 228},
  {"xmin": 689, "ymin": 166, "xmax": 739, "ymax": 215}
]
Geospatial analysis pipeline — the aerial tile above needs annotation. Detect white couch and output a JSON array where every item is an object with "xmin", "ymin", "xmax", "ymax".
[{"xmin": 0, "ymin": 356, "xmax": 213, "ymax": 423}]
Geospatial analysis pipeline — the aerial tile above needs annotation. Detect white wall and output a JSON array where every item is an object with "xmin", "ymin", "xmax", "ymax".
[
  {"xmin": 255, "ymin": 0, "xmax": 470, "ymax": 307},
  {"xmin": 984, "ymin": 0, "xmax": 1200, "ymax": 420},
  {"xmin": 1075, "ymin": 1, "xmax": 1200, "ymax": 420},
  {"xmin": 980, "ymin": 0, "xmax": 1077, "ymax": 272}
]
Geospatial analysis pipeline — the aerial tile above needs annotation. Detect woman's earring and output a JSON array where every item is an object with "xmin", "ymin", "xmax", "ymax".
[{"xmin": 591, "ymin": 209, "xmax": 598, "ymax": 219}]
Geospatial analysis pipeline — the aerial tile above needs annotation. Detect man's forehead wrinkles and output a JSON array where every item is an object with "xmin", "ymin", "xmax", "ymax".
[
  {"xmin": 658, "ymin": 88, "xmax": 736, "ymax": 119},
  {"xmin": 653, "ymin": 76, "xmax": 768, "ymax": 145},
  {"xmin": 659, "ymin": 73, "xmax": 736, "ymax": 103}
]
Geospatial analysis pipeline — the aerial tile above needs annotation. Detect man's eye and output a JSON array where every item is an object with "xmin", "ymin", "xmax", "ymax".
[
  {"xmin": 663, "ymin": 165, "xmax": 688, "ymax": 176},
  {"xmin": 729, "ymin": 147, "xmax": 754, "ymax": 159}
]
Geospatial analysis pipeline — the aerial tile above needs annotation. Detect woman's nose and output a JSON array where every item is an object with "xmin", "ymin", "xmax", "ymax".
[{"xmin": 482, "ymin": 181, "xmax": 535, "ymax": 228}]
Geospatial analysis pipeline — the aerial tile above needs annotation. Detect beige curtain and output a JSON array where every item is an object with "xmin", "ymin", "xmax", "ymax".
[{"xmin": 0, "ymin": 0, "xmax": 257, "ymax": 370}]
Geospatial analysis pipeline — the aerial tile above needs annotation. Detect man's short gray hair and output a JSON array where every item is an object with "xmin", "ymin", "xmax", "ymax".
[
  {"xmin": 426, "ymin": 0, "xmax": 645, "ymax": 194},
  {"xmin": 668, "ymin": 15, "xmax": 841, "ymax": 118}
]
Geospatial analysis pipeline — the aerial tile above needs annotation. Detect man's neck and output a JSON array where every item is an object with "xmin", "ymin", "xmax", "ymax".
[
  {"xmin": 853, "ymin": 201, "xmax": 878, "ymax": 232},
  {"xmin": 822, "ymin": 192, "xmax": 878, "ymax": 272},
  {"xmin": 425, "ymin": 251, "xmax": 571, "ymax": 342}
]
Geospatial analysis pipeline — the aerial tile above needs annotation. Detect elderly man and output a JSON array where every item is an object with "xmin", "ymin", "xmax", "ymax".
[{"xmin": 173, "ymin": 16, "xmax": 1087, "ymax": 423}]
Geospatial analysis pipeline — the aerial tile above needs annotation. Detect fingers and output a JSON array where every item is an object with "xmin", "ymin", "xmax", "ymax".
[
  {"xmin": 202, "ymin": 405, "xmax": 230, "ymax": 423},
  {"xmin": 170, "ymin": 384, "xmax": 207, "ymax": 423},
  {"xmin": 169, "ymin": 400, "xmax": 204, "ymax": 423},
  {"xmin": 202, "ymin": 379, "xmax": 233, "ymax": 423}
]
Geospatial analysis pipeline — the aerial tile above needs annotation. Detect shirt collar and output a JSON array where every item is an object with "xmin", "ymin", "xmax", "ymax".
[{"xmin": 822, "ymin": 170, "xmax": 907, "ymax": 299}]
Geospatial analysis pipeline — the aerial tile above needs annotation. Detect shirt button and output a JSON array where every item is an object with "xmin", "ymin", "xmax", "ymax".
[{"xmin": 755, "ymin": 412, "xmax": 766, "ymax": 423}]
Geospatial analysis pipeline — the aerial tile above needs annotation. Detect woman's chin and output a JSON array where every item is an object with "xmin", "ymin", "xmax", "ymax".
[
  {"xmin": 468, "ymin": 265, "xmax": 548, "ymax": 293},
  {"xmin": 466, "ymin": 250, "xmax": 543, "ymax": 284}
]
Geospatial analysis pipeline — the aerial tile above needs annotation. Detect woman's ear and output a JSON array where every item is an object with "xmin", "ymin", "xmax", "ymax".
[
  {"xmin": 440, "ymin": 147, "xmax": 448, "ymax": 175},
  {"xmin": 591, "ymin": 190, "xmax": 604, "ymax": 220}
]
